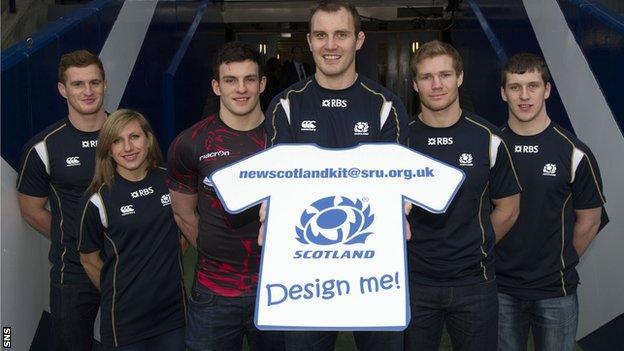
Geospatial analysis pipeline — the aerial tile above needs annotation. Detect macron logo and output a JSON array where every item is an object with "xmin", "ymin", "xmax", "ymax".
[
  {"xmin": 66, "ymin": 156, "xmax": 81, "ymax": 167},
  {"xmin": 301, "ymin": 120, "xmax": 317, "ymax": 131},
  {"xmin": 199, "ymin": 150, "xmax": 230, "ymax": 161},
  {"xmin": 120, "ymin": 205, "xmax": 135, "ymax": 216}
]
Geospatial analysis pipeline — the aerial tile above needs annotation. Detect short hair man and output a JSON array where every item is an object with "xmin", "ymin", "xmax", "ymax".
[
  {"xmin": 167, "ymin": 41, "xmax": 281, "ymax": 351},
  {"xmin": 280, "ymin": 46, "xmax": 313, "ymax": 89},
  {"xmin": 404, "ymin": 40, "xmax": 521, "ymax": 351},
  {"xmin": 495, "ymin": 53, "xmax": 608, "ymax": 351},
  {"xmin": 17, "ymin": 49, "xmax": 106, "ymax": 350},
  {"xmin": 265, "ymin": 1, "xmax": 409, "ymax": 350}
]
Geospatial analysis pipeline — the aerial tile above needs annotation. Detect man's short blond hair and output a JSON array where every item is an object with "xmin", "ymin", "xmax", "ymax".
[{"xmin": 410, "ymin": 40, "xmax": 463, "ymax": 80}]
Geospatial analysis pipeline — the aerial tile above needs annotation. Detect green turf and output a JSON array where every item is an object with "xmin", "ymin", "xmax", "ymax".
[
  {"xmin": 182, "ymin": 246, "xmax": 197, "ymax": 294},
  {"xmin": 182, "ymin": 248, "xmax": 582, "ymax": 350}
]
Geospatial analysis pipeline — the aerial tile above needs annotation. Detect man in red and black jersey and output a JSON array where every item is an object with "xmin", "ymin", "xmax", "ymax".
[{"xmin": 167, "ymin": 41, "xmax": 281, "ymax": 351}]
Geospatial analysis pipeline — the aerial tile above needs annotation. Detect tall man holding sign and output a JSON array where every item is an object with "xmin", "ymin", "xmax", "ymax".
[
  {"xmin": 404, "ymin": 41, "xmax": 521, "ymax": 351},
  {"xmin": 265, "ymin": 1, "xmax": 409, "ymax": 350}
]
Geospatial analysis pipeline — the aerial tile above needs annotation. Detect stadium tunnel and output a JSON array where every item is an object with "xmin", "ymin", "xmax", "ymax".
[{"xmin": 1, "ymin": 0, "xmax": 623, "ymax": 349}]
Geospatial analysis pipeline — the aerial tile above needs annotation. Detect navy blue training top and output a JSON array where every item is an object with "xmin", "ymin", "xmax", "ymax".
[
  {"xmin": 79, "ymin": 167, "xmax": 186, "ymax": 347},
  {"xmin": 266, "ymin": 74, "xmax": 409, "ymax": 147},
  {"xmin": 17, "ymin": 118, "xmax": 99, "ymax": 284},
  {"xmin": 407, "ymin": 112, "xmax": 521, "ymax": 286},
  {"xmin": 496, "ymin": 122, "xmax": 608, "ymax": 300}
]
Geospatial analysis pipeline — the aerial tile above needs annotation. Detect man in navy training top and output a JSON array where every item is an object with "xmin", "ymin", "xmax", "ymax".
[
  {"xmin": 167, "ymin": 41, "xmax": 282, "ymax": 351},
  {"xmin": 265, "ymin": 1, "xmax": 410, "ymax": 350},
  {"xmin": 495, "ymin": 53, "xmax": 608, "ymax": 351},
  {"xmin": 17, "ymin": 50, "xmax": 106, "ymax": 351},
  {"xmin": 404, "ymin": 40, "xmax": 521, "ymax": 351}
]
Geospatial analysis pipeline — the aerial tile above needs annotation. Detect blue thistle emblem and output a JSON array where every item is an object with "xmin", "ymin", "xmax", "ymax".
[{"xmin": 295, "ymin": 196, "xmax": 374, "ymax": 245}]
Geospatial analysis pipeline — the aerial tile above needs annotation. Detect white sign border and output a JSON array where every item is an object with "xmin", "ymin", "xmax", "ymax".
[{"xmin": 210, "ymin": 143, "xmax": 466, "ymax": 331}]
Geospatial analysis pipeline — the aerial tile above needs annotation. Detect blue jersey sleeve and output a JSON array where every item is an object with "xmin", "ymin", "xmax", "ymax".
[
  {"xmin": 490, "ymin": 137, "xmax": 522, "ymax": 199},
  {"xmin": 266, "ymin": 95, "xmax": 295, "ymax": 146},
  {"xmin": 16, "ymin": 142, "xmax": 50, "ymax": 197},
  {"xmin": 78, "ymin": 193, "xmax": 105, "ymax": 254},
  {"xmin": 571, "ymin": 150, "xmax": 606, "ymax": 210},
  {"xmin": 379, "ymin": 95, "xmax": 410, "ymax": 146}
]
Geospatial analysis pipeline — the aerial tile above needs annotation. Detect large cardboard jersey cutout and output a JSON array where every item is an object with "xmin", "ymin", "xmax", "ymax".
[{"xmin": 211, "ymin": 144, "xmax": 464, "ymax": 331}]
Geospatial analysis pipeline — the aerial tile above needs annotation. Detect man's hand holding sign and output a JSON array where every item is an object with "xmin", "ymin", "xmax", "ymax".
[{"xmin": 211, "ymin": 144, "xmax": 464, "ymax": 330}]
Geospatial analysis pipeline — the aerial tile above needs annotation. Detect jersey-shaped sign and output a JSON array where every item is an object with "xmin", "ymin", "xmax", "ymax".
[{"xmin": 211, "ymin": 144, "xmax": 464, "ymax": 330}]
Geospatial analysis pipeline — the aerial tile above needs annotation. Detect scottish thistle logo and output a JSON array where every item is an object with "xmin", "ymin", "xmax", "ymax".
[
  {"xmin": 543, "ymin": 163, "xmax": 557, "ymax": 176},
  {"xmin": 295, "ymin": 196, "xmax": 374, "ymax": 245},
  {"xmin": 459, "ymin": 153, "xmax": 473, "ymax": 166}
]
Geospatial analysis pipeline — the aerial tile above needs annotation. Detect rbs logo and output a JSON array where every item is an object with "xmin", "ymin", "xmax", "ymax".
[
  {"xmin": 321, "ymin": 99, "xmax": 347, "ymax": 108},
  {"xmin": 131, "ymin": 186, "xmax": 154, "ymax": 198},
  {"xmin": 515, "ymin": 145, "xmax": 539, "ymax": 153},
  {"xmin": 295, "ymin": 196, "xmax": 374, "ymax": 246},
  {"xmin": 428, "ymin": 137, "xmax": 453, "ymax": 146},
  {"xmin": 81, "ymin": 140, "xmax": 98, "ymax": 148}
]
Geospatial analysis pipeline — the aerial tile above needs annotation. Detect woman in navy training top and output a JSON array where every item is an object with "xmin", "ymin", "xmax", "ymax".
[{"xmin": 79, "ymin": 109, "xmax": 186, "ymax": 350}]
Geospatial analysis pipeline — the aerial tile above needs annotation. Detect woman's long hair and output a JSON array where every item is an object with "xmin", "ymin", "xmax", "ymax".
[{"xmin": 88, "ymin": 109, "xmax": 162, "ymax": 193}]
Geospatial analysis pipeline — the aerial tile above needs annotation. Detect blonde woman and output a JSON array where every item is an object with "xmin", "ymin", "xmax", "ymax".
[{"xmin": 78, "ymin": 109, "xmax": 186, "ymax": 350}]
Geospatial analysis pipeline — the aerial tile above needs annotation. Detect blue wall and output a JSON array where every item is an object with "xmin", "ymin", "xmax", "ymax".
[
  {"xmin": 116, "ymin": 1, "xmax": 214, "ymax": 154},
  {"xmin": 557, "ymin": 0, "xmax": 624, "ymax": 136},
  {"xmin": 452, "ymin": 0, "xmax": 573, "ymax": 130},
  {"xmin": 0, "ymin": 0, "xmax": 224, "ymax": 168},
  {"xmin": 163, "ymin": 4, "xmax": 225, "ymax": 145},
  {"xmin": 1, "ymin": 0, "xmax": 123, "ymax": 169}
]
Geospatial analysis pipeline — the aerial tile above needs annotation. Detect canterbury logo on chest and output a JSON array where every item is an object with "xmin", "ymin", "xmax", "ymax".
[
  {"xmin": 66, "ymin": 156, "xmax": 81, "ymax": 166},
  {"xmin": 120, "ymin": 205, "xmax": 135, "ymax": 216}
]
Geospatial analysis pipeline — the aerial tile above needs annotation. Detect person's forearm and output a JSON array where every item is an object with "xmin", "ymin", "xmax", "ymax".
[
  {"xmin": 22, "ymin": 208, "xmax": 52, "ymax": 239},
  {"xmin": 173, "ymin": 212, "xmax": 199, "ymax": 248},
  {"xmin": 82, "ymin": 259, "xmax": 103, "ymax": 291},
  {"xmin": 573, "ymin": 219, "xmax": 600, "ymax": 257},
  {"xmin": 491, "ymin": 206, "xmax": 519, "ymax": 243}
]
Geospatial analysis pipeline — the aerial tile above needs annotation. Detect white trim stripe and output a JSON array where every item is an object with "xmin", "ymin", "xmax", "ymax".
[
  {"xmin": 490, "ymin": 135, "xmax": 502, "ymax": 169},
  {"xmin": 280, "ymin": 98, "xmax": 291, "ymax": 125},
  {"xmin": 571, "ymin": 148, "xmax": 585, "ymax": 183},
  {"xmin": 34, "ymin": 142, "xmax": 50, "ymax": 174},
  {"xmin": 90, "ymin": 193, "xmax": 108, "ymax": 228},
  {"xmin": 380, "ymin": 101, "xmax": 392, "ymax": 129}
]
